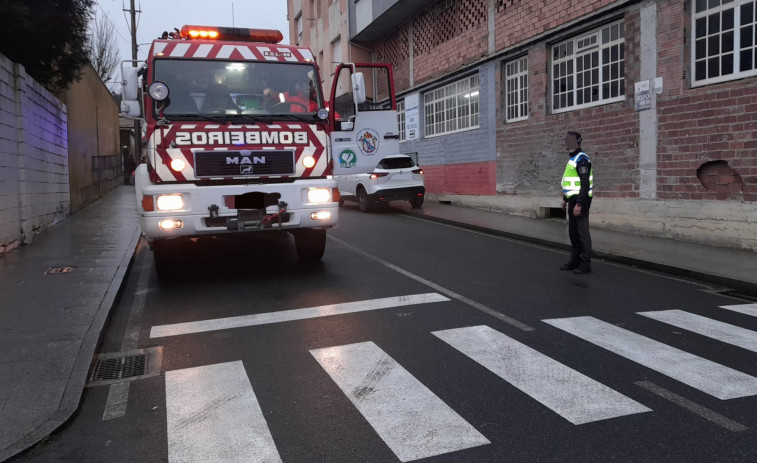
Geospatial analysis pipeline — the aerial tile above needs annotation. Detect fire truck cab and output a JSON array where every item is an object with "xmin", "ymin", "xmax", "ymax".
[{"xmin": 120, "ymin": 25, "xmax": 397, "ymax": 273}]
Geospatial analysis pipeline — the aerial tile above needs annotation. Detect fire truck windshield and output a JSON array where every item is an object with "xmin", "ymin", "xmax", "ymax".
[{"xmin": 152, "ymin": 60, "xmax": 322, "ymax": 119}]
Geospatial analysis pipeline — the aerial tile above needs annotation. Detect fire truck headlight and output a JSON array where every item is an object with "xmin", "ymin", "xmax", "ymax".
[
  {"xmin": 170, "ymin": 158, "xmax": 186, "ymax": 172},
  {"xmin": 317, "ymin": 108, "xmax": 328, "ymax": 120},
  {"xmin": 156, "ymin": 194, "xmax": 184, "ymax": 211},
  {"xmin": 148, "ymin": 81, "xmax": 170, "ymax": 101},
  {"xmin": 307, "ymin": 188, "xmax": 331, "ymax": 204},
  {"xmin": 303, "ymin": 156, "xmax": 316, "ymax": 168},
  {"xmin": 311, "ymin": 211, "xmax": 331, "ymax": 221},
  {"xmin": 158, "ymin": 219, "xmax": 183, "ymax": 230}
]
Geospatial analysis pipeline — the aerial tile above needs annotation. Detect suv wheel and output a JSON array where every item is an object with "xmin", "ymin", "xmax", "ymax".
[
  {"xmin": 409, "ymin": 195, "xmax": 424, "ymax": 209},
  {"xmin": 357, "ymin": 187, "xmax": 374, "ymax": 213}
]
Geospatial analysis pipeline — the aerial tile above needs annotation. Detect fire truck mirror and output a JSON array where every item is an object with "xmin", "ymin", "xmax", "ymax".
[
  {"xmin": 122, "ymin": 67, "xmax": 140, "ymax": 100},
  {"xmin": 120, "ymin": 100, "xmax": 142, "ymax": 118},
  {"xmin": 351, "ymin": 73, "xmax": 366, "ymax": 105}
]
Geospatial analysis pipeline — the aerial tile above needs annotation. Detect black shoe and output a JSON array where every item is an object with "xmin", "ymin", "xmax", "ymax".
[
  {"xmin": 573, "ymin": 266, "xmax": 591, "ymax": 274},
  {"xmin": 560, "ymin": 262, "xmax": 579, "ymax": 270}
]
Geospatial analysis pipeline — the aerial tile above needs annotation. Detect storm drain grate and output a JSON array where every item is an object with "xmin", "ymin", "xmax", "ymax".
[
  {"xmin": 45, "ymin": 266, "xmax": 74, "ymax": 275},
  {"xmin": 93, "ymin": 355, "xmax": 146, "ymax": 381},
  {"xmin": 715, "ymin": 290, "xmax": 757, "ymax": 302},
  {"xmin": 88, "ymin": 347, "xmax": 163, "ymax": 387}
]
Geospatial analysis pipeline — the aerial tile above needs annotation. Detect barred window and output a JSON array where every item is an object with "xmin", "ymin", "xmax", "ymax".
[
  {"xmin": 397, "ymin": 100, "xmax": 406, "ymax": 141},
  {"xmin": 693, "ymin": 0, "xmax": 757, "ymax": 86},
  {"xmin": 423, "ymin": 74, "xmax": 479, "ymax": 137},
  {"xmin": 551, "ymin": 20, "xmax": 625, "ymax": 112},
  {"xmin": 505, "ymin": 56, "xmax": 528, "ymax": 122}
]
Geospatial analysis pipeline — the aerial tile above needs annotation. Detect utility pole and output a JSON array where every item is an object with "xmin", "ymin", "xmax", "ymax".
[{"xmin": 129, "ymin": 0, "xmax": 142, "ymax": 164}]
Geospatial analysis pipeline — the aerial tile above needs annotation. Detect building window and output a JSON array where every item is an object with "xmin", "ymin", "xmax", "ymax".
[
  {"xmin": 505, "ymin": 56, "xmax": 528, "ymax": 122},
  {"xmin": 397, "ymin": 100, "xmax": 406, "ymax": 141},
  {"xmin": 551, "ymin": 20, "xmax": 625, "ymax": 113},
  {"xmin": 296, "ymin": 15, "xmax": 303, "ymax": 45},
  {"xmin": 423, "ymin": 74, "xmax": 479, "ymax": 137},
  {"xmin": 692, "ymin": 0, "xmax": 757, "ymax": 86}
]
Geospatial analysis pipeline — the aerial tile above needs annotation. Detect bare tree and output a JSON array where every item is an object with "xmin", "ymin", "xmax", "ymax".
[{"xmin": 88, "ymin": 12, "xmax": 120, "ymax": 85}]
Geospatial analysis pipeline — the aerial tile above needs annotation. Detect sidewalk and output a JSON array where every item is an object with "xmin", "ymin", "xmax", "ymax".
[
  {"xmin": 1, "ymin": 188, "xmax": 756, "ymax": 461},
  {"xmin": 0, "ymin": 186, "xmax": 140, "ymax": 462}
]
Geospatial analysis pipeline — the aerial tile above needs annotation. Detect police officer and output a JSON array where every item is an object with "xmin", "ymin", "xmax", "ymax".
[{"xmin": 560, "ymin": 131, "xmax": 593, "ymax": 274}]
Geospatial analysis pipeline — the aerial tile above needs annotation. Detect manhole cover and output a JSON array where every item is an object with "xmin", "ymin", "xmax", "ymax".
[
  {"xmin": 88, "ymin": 347, "xmax": 163, "ymax": 387},
  {"xmin": 45, "ymin": 266, "xmax": 74, "ymax": 274}
]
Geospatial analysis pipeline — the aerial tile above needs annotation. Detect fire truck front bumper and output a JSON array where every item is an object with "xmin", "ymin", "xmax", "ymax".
[{"xmin": 136, "ymin": 179, "xmax": 339, "ymax": 240}]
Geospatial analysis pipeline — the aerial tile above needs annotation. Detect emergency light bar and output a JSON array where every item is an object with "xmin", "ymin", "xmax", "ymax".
[{"xmin": 180, "ymin": 25, "xmax": 283, "ymax": 44}]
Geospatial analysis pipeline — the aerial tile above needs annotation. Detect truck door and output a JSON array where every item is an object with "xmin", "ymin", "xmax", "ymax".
[{"xmin": 329, "ymin": 63, "xmax": 400, "ymax": 176}]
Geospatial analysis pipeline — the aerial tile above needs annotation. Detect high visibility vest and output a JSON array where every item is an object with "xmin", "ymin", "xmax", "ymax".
[{"xmin": 562, "ymin": 152, "xmax": 593, "ymax": 198}]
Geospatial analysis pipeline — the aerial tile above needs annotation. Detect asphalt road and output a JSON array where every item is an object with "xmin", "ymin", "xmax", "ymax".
[{"xmin": 14, "ymin": 205, "xmax": 757, "ymax": 462}]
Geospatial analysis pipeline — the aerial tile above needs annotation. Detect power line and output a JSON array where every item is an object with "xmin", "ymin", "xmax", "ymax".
[{"xmin": 93, "ymin": 0, "xmax": 131, "ymax": 44}]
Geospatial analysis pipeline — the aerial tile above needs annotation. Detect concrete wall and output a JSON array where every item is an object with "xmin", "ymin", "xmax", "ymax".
[
  {"xmin": 0, "ymin": 53, "xmax": 69, "ymax": 253},
  {"xmin": 0, "ymin": 54, "xmax": 121, "ymax": 256},
  {"xmin": 58, "ymin": 63, "xmax": 121, "ymax": 213}
]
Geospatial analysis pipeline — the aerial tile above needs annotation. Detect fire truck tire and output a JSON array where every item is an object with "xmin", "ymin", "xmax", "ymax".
[
  {"xmin": 152, "ymin": 240, "xmax": 177, "ymax": 275},
  {"xmin": 357, "ymin": 187, "xmax": 374, "ymax": 213},
  {"xmin": 294, "ymin": 228, "xmax": 326, "ymax": 262}
]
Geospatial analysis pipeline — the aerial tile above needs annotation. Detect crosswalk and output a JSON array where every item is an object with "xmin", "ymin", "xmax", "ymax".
[{"xmin": 158, "ymin": 298, "xmax": 757, "ymax": 462}]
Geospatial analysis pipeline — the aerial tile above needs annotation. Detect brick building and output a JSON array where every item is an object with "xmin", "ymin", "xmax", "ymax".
[{"xmin": 289, "ymin": 0, "xmax": 757, "ymax": 251}]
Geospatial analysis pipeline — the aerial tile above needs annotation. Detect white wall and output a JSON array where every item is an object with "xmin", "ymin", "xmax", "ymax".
[{"xmin": 0, "ymin": 53, "xmax": 69, "ymax": 254}]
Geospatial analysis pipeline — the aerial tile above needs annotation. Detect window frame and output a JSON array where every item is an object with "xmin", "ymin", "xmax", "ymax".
[
  {"xmin": 422, "ymin": 74, "xmax": 480, "ymax": 138},
  {"xmin": 397, "ymin": 99, "xmax": 406, "ymax": 141},
  {"xmin": 504, "ymin": 56, "xmax": 529, "ymax": 123},
  {"xmin": 550, "ymin": 19, "xmax": 626, "ymax": 114},
  {"xmin": 691, "ymin": 0, "xmax": 757, "ymax": 87}
]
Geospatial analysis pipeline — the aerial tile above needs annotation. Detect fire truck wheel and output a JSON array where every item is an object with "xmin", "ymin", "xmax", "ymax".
[
  {"xmin": 357, "ymin": 187, "xmax": 374, "ymax": 213},
  {"xmin": 152, "ymin": 240, "xmax": 177, "ymax": 275},
  {"xmin": 294, "ymin": 228, "xmax": 326, "ymax": 262}
]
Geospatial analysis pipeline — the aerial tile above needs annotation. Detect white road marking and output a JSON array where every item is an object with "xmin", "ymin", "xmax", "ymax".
[
  {"xmin": 433, "ymin": 325, "xmax": 651, "ymax": 424},
  {"xmin": 165, "ymin": 361, "xmax": 282, "ymax": 463},
  {"xmin": 544, "ymin": 316, "xmax": 757, "ymax": 400},
  {"xmin": 311, "ymin": 341, "xmax": 490, "ymax": 462},
  {"xmin": 329, "ymin": 236, "xmax": 534, "ymax": 331},
  {"xmin": 720, "ymin": 303, "xmax": 757, "ymax": 317},
  {"xmin": 150, "ymin": 293, "xmax": 449, "ymax": 338},
  {"xmin": 103, "ymin": 258, "xmax": 151, "ymax": 421},
  {"xmin": 635, "ymin": 380, "xmax": 749, "ymax": 432},
  {"xmin": 639, "ymin": 310, "xmax": 757, "ymax": 353}
]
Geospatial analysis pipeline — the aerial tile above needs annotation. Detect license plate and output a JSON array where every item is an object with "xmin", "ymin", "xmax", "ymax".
[{"xmin": 194, "ymin": 150, "xmax": 295, "ymax": 177}]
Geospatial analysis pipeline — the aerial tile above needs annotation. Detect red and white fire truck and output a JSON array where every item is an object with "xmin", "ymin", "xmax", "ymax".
[{"xmin": 120, "ymin": 25, "xmax": 399, "ymax": 272}]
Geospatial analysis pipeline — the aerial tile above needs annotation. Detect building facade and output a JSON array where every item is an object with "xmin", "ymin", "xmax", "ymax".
[{"xmin": 289, "ymin": 0, "xmax": 757, "ymax": 251}]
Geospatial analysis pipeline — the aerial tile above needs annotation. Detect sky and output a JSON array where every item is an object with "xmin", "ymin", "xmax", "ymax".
[{"xmin": 94, "ymin": 0, "xmax": 291, "ymax": 65}]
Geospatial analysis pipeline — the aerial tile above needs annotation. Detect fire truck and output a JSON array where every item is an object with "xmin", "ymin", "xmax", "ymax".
[{"xmin": 120, "ymin": 25, "xmax": 399, "ymax": 272}]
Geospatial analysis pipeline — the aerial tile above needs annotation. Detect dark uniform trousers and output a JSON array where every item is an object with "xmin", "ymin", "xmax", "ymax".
[{"xmin": 567, "ymin": 197, "xmax": 592, "ymax": 265}]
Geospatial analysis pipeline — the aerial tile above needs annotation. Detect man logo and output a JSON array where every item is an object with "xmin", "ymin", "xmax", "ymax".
[{"xmin": 240, "ymin": 165, "xmax": 253, "ymax": 174}]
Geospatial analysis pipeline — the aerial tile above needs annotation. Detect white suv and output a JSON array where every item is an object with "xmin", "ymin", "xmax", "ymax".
[{"xmin": 336, "ymin": 154, "xmax": 425, "ymax": 212}]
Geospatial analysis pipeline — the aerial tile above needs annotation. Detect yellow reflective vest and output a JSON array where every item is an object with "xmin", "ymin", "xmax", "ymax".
[{"xmin": 562, "ymin": 152, "xmax": 593, "ymax": 198}]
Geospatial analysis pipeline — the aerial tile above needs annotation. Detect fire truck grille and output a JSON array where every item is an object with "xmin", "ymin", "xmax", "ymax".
[{"xmin": 194, "ymin": 150, "xmax": 295, "ymax": 177}]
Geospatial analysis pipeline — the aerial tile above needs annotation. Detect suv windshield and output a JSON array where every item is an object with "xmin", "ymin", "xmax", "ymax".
[
  {"xmin": 378, "ymin": 157, "xmax": 416, "ymax": 169},
  {"xmin": 153, "ymin": 60, "xmax": 322, "ymax": 119}
]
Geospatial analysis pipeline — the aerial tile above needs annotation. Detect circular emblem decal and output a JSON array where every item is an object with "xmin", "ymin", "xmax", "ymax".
[
  {"xmin": 339, "ymin": 149, "xmax": 357, "ymax": 168},
  {"xmin": 357, "ymin": 129, "xmax": 379, "ymax": 155}
]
